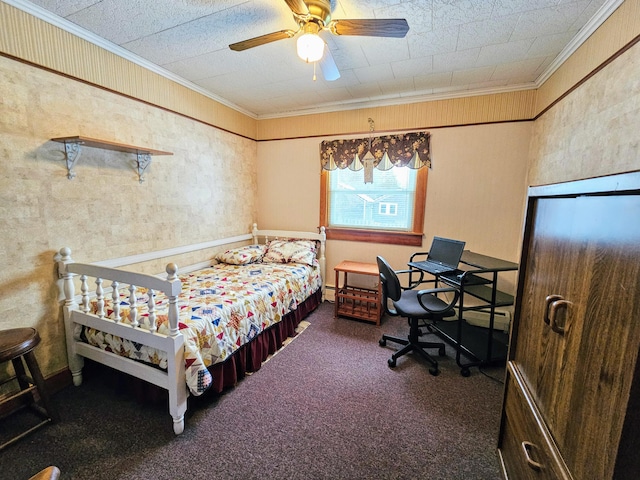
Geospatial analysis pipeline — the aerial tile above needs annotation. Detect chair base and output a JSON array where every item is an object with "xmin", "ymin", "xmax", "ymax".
[{"xmin": 379, "ymin": 327, "xmax": 446, "ymax": 376}]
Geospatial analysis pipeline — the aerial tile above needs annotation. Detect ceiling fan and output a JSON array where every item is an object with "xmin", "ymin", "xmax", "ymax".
[{"xmin": 228, "ymin": 0, "xmax": 409, "ymax": 81}]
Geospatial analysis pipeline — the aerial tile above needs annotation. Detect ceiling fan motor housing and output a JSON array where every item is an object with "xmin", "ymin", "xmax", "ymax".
[{"xmin": 299, "ymin": 0, "xmax": 332, "ymax": 26}]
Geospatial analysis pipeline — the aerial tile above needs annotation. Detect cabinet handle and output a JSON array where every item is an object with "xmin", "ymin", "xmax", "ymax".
[
  {"xmin": 544, "ymin": 295, "xmax": 563, "ymax": 325},
  {"xmin": 521, "ymin": 441, "xmax": 543, "ymax": 471},
  {"xmin": 549, "ymin": 299, "xmax": 572, "ymax": 335}
]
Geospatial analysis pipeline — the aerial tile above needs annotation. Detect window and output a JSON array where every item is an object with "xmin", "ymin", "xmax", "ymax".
[
  {"xmin": 320, "ymin": 167, "xmax": 427, "ymax": 246},
  {"xmin": 329, "ymin": 168, "xmax": 414, "ymax": 228},
  {"xmin": 378, "ymin": 202, "xmax": 397, "ymax": 216},
  {"xmin": 319, "ymin": 131, "xmax": 431, "ymax": 246}
]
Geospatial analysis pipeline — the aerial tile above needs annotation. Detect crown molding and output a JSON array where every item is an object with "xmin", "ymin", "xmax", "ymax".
[
  {"xmin": 535, "ymin": 0, "xmax": 624, "ymax": 87},
  {"xmin": 255, "ymin": 82, "xmax": 538, "ymax": 119},
  {"xmin": 5, "ymin": 0, "xmax": 622, "ymax": 121}
]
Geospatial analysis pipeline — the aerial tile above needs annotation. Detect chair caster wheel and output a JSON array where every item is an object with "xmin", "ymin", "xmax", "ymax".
[
  {"xmin": 429, "ymin": 367, "xmax": 440, "ymax": 376},
  {"xmin": 461, "ymin": 368, "xmax": 471, "ymax": 377},
  {"xmin": 379, "ymin": 338, "xmax": 386, "ymax": 347},
  {"xmin": 388, "ymin": 358, "xmax": 396, "ymax": 368}
]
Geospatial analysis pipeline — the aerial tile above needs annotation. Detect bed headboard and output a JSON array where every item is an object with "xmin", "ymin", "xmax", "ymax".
[{"xmin": 251, "ymin": 223, "xmax": 326, "ymax": 296}]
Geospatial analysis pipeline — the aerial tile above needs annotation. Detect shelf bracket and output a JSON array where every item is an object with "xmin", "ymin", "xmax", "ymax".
[
  {"xmin": 63, "ymin": 141, "xmax": 82, "ymax": 180},
  {"xmin": 136, "ymin": 153, "xmax": 152, "ymax": 183}
]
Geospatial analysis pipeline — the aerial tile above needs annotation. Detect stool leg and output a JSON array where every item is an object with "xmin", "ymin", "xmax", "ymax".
[
  {"xmin": 23, "ymin": 351, "xmax": 60, "ymax": 422},
  {"xmin": 11, "ymin": 357, "xmax": 30, "ymax": 391}
]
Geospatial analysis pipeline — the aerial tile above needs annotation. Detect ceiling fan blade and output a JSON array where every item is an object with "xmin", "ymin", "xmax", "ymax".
[
  {"xmin": 319, "ymin": 47, "xmax": 340, "ymax": 81},
  {"xmin": 229, "ymin": 30, "xmax": 296, "ymax": 51},
  {"xmin": 329, "ymin": 18, "xmax": 409, "ymax": 38},
  {"xmin": 284, "ymin": 0, "xmax": 309, "ymax": 16}
]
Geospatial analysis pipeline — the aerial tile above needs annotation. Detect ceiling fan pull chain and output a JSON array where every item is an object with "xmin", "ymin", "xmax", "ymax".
[{"xmin": 313, "ymin": 62, "xmax": 317, "ymax": 81}]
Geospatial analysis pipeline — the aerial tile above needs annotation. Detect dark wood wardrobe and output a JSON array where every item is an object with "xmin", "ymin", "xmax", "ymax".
[{"xmin": 498, "ymin": 171, "xmax": 640, "ymax": 479}]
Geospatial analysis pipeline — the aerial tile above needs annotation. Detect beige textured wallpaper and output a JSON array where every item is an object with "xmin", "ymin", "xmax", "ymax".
[
  {"xmin": 529, "ymin": 41, "xmax": 640, "ymax": 186},
  {"xmin": 0, "ymin": 55, "xmax": 257, "ymax": 378}
]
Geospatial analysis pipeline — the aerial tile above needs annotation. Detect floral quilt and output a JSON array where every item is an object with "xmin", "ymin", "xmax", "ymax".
[{"xmin": 77, "ymin": 262, "xmax": 321, "ymax": 396}]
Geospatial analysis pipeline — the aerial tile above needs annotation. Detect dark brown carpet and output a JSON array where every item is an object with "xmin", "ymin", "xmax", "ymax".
[{"xmin": 1, "ymin": 301, "xmax": 505, "ymax": 480}]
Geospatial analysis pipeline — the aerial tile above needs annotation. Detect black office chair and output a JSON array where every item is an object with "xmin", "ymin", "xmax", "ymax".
[{"xmin": 377, "ymin": 256, "xmax": 459, "ymax": 375}]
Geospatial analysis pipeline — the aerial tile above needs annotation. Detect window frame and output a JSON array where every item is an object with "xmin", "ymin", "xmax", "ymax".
[{"xmin": 319, "ymin": 167, "xmax": 428, "ymax": 246}]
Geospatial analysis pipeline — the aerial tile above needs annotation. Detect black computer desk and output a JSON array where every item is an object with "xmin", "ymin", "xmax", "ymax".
[{"xmin": 408, "ymin": 250, "xmax": 518, "ymax": 376}]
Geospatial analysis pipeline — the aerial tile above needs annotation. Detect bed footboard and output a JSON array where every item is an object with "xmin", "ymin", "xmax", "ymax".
[{"xmin": 57, "ymin": 247, "xmax": 187, "ymax": 434}]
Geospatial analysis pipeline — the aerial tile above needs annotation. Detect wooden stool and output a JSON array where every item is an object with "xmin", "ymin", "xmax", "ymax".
[{"xmin": 0, "ymin": 328, "xmax": 59, "ymax": 451}]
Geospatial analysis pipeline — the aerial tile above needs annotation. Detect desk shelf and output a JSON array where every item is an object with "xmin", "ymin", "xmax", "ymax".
[
  {"xmin": 432, "ymin": 320, "xmax": 509, "ymax": 364},
  {"xmin": 458, "ymin": 284, "xmax": 514, "ymax": 307}
]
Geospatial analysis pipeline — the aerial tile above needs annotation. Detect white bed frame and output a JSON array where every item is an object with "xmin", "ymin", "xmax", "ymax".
[{"xmin": 56, "ymin": 224, "xmax": 326, "ymax": 434}]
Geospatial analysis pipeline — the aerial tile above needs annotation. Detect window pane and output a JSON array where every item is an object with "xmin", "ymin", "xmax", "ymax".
[{"xmin": 328, "ymin": 167, "xmax": 417, "ymax": 231}]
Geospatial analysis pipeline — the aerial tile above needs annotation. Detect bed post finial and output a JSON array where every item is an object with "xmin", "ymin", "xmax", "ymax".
[
  {"xmin": 252, "ymin": 223, "xmax": 259, "ymax": 244},
  {"xmin": 165, "ymin": 263, "xmax": 180, "ymax": 337},
  {"xmin": 318, "ymin": 227, "xmax": 327, "ymax": 301},
  {"xmin": 57, "ymin": 247, "xmax": 73, "ymax": 279},
  {"xmin": 166, "ymin": 263, "xmax": 178, "ymax": 281},
  {"xmin": 57, "ymin": 246, "xmax": 85, "ymax": 385},
  {"xmin": 57, "ymin": 247, "xmax": 76, "ymax": 305}
]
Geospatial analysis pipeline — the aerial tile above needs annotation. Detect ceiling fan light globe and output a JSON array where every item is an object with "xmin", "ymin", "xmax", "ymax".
[{"xmin": 297, "ymin": 33, "xmax": 325, "ymax": 63}]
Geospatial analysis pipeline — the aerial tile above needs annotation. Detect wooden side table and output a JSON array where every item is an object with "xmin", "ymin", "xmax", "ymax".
[{"xmin": 334, "ymin": 260, "xmax": 382, "ymax": 325}]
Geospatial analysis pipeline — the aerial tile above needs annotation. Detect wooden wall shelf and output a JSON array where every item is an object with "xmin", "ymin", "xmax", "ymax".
[{"xmin": 52, "ymin": 136, "xmax": 173, "ymax": 182}]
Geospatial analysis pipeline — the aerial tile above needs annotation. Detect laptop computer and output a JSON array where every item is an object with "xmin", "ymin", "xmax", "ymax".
[{"xmin": 410, "ymin": 236, "xmax": 466, "ymax": 275}]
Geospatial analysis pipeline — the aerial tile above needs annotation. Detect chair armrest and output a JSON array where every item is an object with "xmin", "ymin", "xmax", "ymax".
[
  {"xmin": 409, "ymin": 251, "xmax": 430, "ymax": 262},
  {"xmin": 417, "ymin": 287, "xmax": 460, "ymax": 314},
  {"xmin": 394, "ymin": 268, "xmax": 436, "ymax": 290}
]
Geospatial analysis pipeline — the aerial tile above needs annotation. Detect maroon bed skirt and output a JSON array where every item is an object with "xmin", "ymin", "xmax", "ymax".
[
  {"xmin": 209, "ymin": 288, "xmax": 322, "ymax": 393},
  {"xmin": 87, "ymin": 288, "xmax": 323, "ymax": 402}
]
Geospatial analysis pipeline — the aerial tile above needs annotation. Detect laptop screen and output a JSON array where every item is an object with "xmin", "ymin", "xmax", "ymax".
[{"xmin": 428, "ymin": 237, "xmax": 466, "ymax": 268}]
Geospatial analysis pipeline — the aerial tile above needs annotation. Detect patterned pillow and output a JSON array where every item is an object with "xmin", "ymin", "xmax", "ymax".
[
  {"xmin": 262, "ymin": 240, "xmax": 317, "ymax": 266},
  {"xmin": 215, "ymin": 244, "xmax": 266, "ymax": 265}
]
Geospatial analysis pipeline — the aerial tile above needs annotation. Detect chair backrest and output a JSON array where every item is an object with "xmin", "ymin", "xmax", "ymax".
[{"xmin": 377, "ymin": 256, "xmax": 402, "ymax": 302}]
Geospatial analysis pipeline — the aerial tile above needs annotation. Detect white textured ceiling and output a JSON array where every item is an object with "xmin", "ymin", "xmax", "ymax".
[{"xmin": 13, "ymin": 0, "xmax": 619, "ymax": 118}]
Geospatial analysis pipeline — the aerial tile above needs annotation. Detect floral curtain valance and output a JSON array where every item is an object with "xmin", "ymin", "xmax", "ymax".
[{"xmin": 320, "ymin": 131, "xmax": 431, "ymax": 172}]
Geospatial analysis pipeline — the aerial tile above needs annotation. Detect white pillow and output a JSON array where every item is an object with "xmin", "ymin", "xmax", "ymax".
[
  {"xmin": 214, "ymin": 244, "xmax": 266, "ymax": 265},
  {"xmin": 262, "ymin": 240, "xmax": 317, "ymax": 266}
]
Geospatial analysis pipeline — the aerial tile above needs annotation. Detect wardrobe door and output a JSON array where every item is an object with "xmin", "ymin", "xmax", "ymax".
[
  {"xmin": 558, "ymin": 194, "xmax": 640, "ymax": 479},
  {"xmin": 513, "ymin": 193, "xmax": 640, "ymax": 479},
  {"xmin": 512, "ymin": 197, "xmax": 590, "ymax": 429}
]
